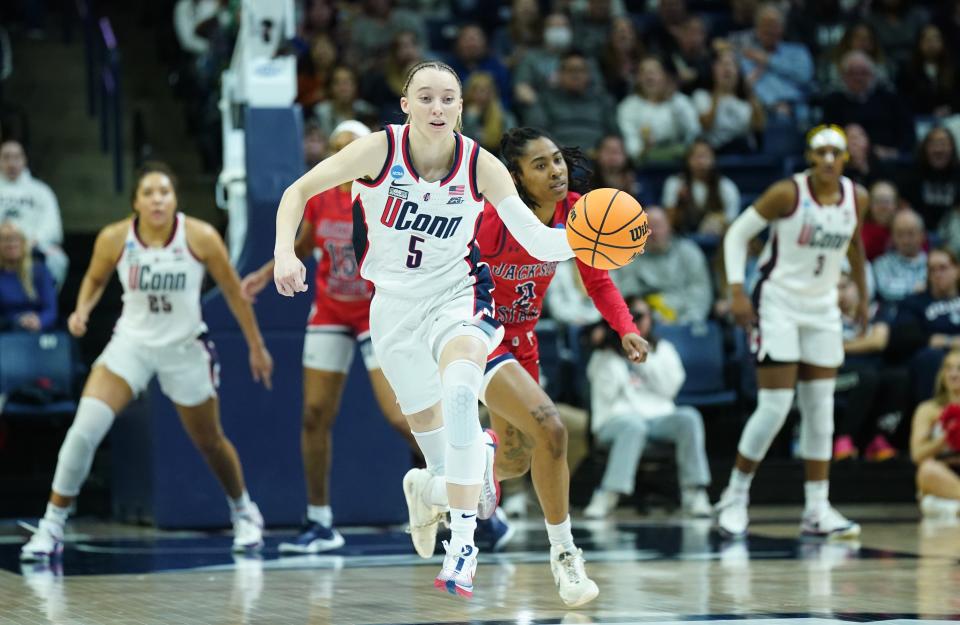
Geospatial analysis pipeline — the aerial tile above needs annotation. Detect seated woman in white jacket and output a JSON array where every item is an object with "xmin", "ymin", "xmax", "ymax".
[{"xmin": 584, "ymin": 296, "xmax": 712, "ymax": 518}]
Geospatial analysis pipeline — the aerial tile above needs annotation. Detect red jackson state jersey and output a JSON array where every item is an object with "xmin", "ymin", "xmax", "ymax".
[
  {"xmin": 303, "ymin": 187, "xmax": 373, "ymax": 302},
  {"xmin": 351, "ymin": 124, "xmax": 489, "ymax": 297},
  {"xmin": 476, "ymin": 191, "xmax": 638, "ymax": 346}
]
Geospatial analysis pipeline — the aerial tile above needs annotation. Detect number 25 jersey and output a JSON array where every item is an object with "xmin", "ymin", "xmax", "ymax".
[
  {"xmin": 351, "ymin": 124, "xmax": 489, "ymax": 297},
  {"xmin": 114, "ymin": 213, "xmax": 207, "ymax": 347}
]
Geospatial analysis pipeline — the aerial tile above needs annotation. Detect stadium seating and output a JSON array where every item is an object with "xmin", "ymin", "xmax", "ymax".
[
  {"xmin": 656, "ymin": 320, "xmax": 738, "ymax": 407},
  {"xmin": 0, "ymin": 331, "xmax": 78, "ymax": 417}
]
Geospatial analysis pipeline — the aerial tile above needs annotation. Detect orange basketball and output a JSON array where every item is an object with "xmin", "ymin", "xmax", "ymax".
[{"xmin": 565, "ymin": 188, "xmax": 649, "ymax": 270}]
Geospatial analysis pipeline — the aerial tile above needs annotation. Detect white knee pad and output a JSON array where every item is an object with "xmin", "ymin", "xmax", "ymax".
[
  {"xmin": 738, "ymin": 388, "xmax": 795, "ymax": 462},
  {"xmin": 797, "ymin": 379, "xmax": 835, "ymax": 461},
  {"xmin": 442, "ymin": 360, "xmax": 484, "ymax": 486},
  {"xmin": 52, "ymin": 397, "xmax": 116, "ymax": 496}
]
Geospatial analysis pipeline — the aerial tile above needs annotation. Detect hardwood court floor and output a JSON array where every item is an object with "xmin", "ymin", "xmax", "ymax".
[{"xmin": 0, "ymin": 504, "xmax": 958, "ymax": 625}]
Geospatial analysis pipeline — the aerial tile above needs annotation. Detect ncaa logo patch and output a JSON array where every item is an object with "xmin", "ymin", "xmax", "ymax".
[{"xmin": 390, "ymin": 165, "xmax": 404, "ymax": 179}]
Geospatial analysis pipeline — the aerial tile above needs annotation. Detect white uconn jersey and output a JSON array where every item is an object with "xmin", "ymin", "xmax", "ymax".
[
  {"xmin": 756, "ymin": 173, "xmax": 858, "ymax": 301},
  {"xmin": 351, "ymin": 124, "xmax": 488, "ymax": 296},
  {"xmin": 114, "ymin": 213, "xmax": 207, "ymax": 347}
]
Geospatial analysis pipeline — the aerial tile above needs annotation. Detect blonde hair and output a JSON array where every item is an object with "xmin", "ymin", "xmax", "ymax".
[
  {"xmin": 401, "ymin": 61, "xmax": 464, "ymax": 131},
  {"xmin": 0, "ymin": 222, "xmax": 36, "ymax": 300},
  {"xmin": 933, "ymin": 347, "xmax": 960, "ymax": 406},
  {"xmin": 464, "ymin": 71, "xmax": 505, "ymax": 151}
]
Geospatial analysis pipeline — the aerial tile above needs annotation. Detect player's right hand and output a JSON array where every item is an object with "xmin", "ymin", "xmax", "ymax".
[
  {"xmin": 730, "ymin": 291, "xmax": 757, "ymax": 328},
  {"xmin": 240, "ymin": 270, "xmax": 269, "ymax": 302},
  {"xmin": 274, "ymin": 252, "xmax": 308, "ymax": 297},
  {"xmin": 68, "ymin": 311, "xmax": 88, "ymax": 337}
]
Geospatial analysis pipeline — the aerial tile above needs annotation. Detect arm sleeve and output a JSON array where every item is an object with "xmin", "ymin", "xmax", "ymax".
[
  {"xmin": 577, "ymin": 260, "xmax": 639, "ymax": 337},
  {"xmin": 494, "ymin": 195, "xmax": 574, "ymax": 262},
  {"xmin": 34, "ymin": 264, "xmax": 58, "ymax": 330},
  {"xmin": 724, "ymin": 206, "xmax": 769, "ymax": 285},
  {"xmin": 639, "ymin": 340, "xmax": 686, "ymax": 399}
]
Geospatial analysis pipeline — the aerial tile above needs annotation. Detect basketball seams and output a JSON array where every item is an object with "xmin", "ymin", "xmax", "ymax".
[
  {"xmin": 597, "ymin": 207, "xmax": 646, "ymax": 235},
  {"xmin": 592, "ymin": 190, "xmax": 621, "ymax": 267}
]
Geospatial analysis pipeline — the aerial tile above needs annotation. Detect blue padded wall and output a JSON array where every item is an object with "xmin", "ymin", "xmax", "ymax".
[{"xmin": 111, "ymin": 107, "xmax": 410, "ymax": 528}]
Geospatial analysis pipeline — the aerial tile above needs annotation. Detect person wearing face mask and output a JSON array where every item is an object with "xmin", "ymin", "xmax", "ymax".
[{"xmin": 512, "ymin": 13, "xmax": 600, "ymax": 108}]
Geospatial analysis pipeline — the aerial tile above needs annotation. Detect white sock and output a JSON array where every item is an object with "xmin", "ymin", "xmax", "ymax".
[
  {"xmin": 804, "ymin": 480, "xmax": 829, "ymax": 511},
  {"xmin": 413, "ymin": 427, "xmax": 447, "ymax": 476},
  {"xmin": 448, "ymin": 506, "xmax": 477, "ymax": 552},
  {"xmin": 425, "ymin": 474, "xmax": 449, "ymax": 508},
  {"xmin": 545, "ymin": 515, "xmax": 577, "ymax": 553},
  {"xmin": 729, "ymin": 468, "xmax": 754, "ymax": 495},
  {"xmin": 228, "ymin": 490, "xmax": 252, "ymax": 514},
  {"xmin": 307, "ymin": 505, "xmax": 333, "ymax": 526},
  {"xmin": 44, "ymin": 502, "xmax": 69, "ymax": 527}
]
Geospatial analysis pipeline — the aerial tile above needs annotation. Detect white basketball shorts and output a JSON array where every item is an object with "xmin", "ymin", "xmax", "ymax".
[{"xmin": 752, "ymin": 281, "xmax": 844, "ymax": 368}]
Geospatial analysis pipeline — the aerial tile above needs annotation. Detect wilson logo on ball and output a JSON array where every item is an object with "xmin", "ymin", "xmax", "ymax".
[{"xmin": 565, "ymin": 188, "xmax": 648, "ymax": 270}]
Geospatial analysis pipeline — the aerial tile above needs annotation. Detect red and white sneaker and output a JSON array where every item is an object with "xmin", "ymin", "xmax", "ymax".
[{"xmin": 434, "ymin": 540, "xmax": 478, "ymax": 598}]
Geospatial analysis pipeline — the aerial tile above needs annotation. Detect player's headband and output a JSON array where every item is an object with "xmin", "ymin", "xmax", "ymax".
[
  {"xmin": 330, "ymin": 120, "xmax": 371, "ymax": 140},
  {"xmin": 807, "ymin": 124, "xmax": 847, "ymax": 152}
]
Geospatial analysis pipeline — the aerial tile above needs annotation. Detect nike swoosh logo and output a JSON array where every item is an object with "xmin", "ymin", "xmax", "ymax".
[{"xmin": 461, "ymin": 513, "xmax": 476, "ymax": 519}]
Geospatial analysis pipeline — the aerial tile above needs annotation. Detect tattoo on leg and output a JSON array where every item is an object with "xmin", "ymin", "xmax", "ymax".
[{"xmin": 530, "ymin": 404, "xmax": 560, "ymax": 425}]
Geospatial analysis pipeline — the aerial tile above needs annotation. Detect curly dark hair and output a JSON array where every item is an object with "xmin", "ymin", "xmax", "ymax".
[{"xmin": 499, "ymin": 127, "xmax": 592, "ymax": 209}]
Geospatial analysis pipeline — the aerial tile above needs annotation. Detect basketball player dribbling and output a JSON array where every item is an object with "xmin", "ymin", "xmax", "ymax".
[
  {"xmin": 715, "ymin": 125, "xmax": 870, "ymax": 538},
  {"xmin": 21, "ymin": 163, "xmax": 274, "ymax": 561},
  {"xmin": 403, "ymin": 127, "xmax": 649, "ymax": 607},
  {"xmin": 242, "ymin": 121, "xmax": 427, "ymax": 553},
  {"xmin": 273, "ymin": 62, "xmax": 576, "ymax": 598}
]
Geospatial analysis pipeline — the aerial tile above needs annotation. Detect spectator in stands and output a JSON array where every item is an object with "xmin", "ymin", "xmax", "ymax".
[
  {"xmin": 296, "ymin": 34, "xmax": 338, "ymax": 109},
  {"xmin": 645, "ymin": 0, "xmax": 689, "ymax": 56},
  {"xmin": 821, "ymin": 51, "xmax": 914, "ymax": 160},
  {"xmin": 523, "ymin": 51, "xmax": 619, "ymax": 154},
  {"xmin": 0, "ymin": 221, "xmax": 56, "ymax": 332},
  {"xmin": 910, "ymin": 348, "xmax": 960, "ymax": 518},
  {"xmin": 617, "ymin": 57, "xmax": 700, "ymax": 163},
  {"xmin": 834, "ymin": 269, "xmax": 905, "ymax": 462},
  {"xmin": 347, "ymin": 0, "xmax": 424, "ymax": 72},
  {"xmin": 0, "ymin": 140, "xmax": 67, "ymax": 287},
  {"xmin": 726, "ymin": 3, "xmax": 813, "ymax": 119},
  {"xmin": 570, "ymin": 0, "xmax": 617, "ymax": 59},
  {"xmin": 360, "ymin": 29, "xmax": 424, "ymax": 124},
  {"xmin": 665, "ymin": 15, "xmax": 712, "ymax": 95},
  {"xmin": 597, "ymin": 16, "xmax": 644, "ymax": 101},
  {"xmin": 461, "ymin": 72, "xmax": 516, "ymax": 155},
  {"xmin": 863, "ymin": 0, "xmax": 929, "ymax": 68},
  {"xmin": 861, "ymin": 180, "xmax": 900, "ymax": 261},
  {"xmin": 491, "ymin": 0, "xmax": 542, "ymax": 67},
  {"xmin": 612, "ymin": 206, "xmax": 712, "ymax": 323},
  {"xmin": 312, "ymin": 66, "xmax": 377, "ymax": 138},
  {"xmin": 590, "ymin": 135, "xmax": 640, "ymax": 198},
  {"xmin": 173, "ymin": 0, "xmax": 234, "ymax": 61},
  {"xmin": 816, "ymin": 22, "xmax": 893, "ymax": 95},
  {"xmin": 900, "ymin": 127, "xmax": 960, "ymax": 231},
  {"xmin": 584, "ymin": 296, "xmax": 712, "ymax": 519},
  {"xmin": 293, "ymin": 0, "xmax": 341, "ymax": 54},
  {"xmin": 692, "ymin": 50, "xmax": 765, "ymax": 154},
  {"xmin": 785, "ymin": 0, "xmax": 848, "ymax": 61},
  {"xmin": 843, "ymin": 123, "xmax": 893, "ymax": 188},
  {"xmin": 545, "ymin": 260, "xmax": 601, "ymax": 328},
  {"xmin": 662, "ymin": 139, "xmax": 741, "ymax": 236},
  {"xmin": 893, "ymin": 248, "xmax": 960, "ymax": 359},
  {"xmin": 512, "ymin": 12, "xmax": 581, "ymax": 108},
  {"xmin": 303, "ymin": 121, "xmax": 328, "ymax": 170},
  {"xmin": 445, "ymin": 24, "xmax": 512, "ymax": 109},
  {"xmin": 873, "ymin": 209, "xmax": 928, "ymax": 303},
  {"xmin": 897, "ymin": 24, "xmax": 959, "ymax": 119}
]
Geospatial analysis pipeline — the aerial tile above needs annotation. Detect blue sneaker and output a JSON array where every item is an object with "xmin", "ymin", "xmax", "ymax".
[
  {"xmin": 278, "ymin": 522, "xmax": 345, "ymax": 554},
  {"xmin": 475, "ymin": 507, "xmax": 515, "ymax": 552}
]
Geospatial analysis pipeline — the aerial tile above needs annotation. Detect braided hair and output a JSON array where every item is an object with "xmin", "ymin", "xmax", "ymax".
[
  {"xmin": 401, "ymin": 61, "xmax": 464, "ymax": 132},
  {"xmin": 498, "ymin": 127, "xmax": 592, "ymax": 209}
]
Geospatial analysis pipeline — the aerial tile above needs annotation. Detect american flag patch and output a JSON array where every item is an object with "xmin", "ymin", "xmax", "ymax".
[{"xmin": 448, "ymin": 185, "xmax": 464, "ymax": 196}]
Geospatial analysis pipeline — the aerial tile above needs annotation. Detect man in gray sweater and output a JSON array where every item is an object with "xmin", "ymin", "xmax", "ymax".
[{"xmin": 612, "ymin": 206, "xmax": 713, "ymax": 323}]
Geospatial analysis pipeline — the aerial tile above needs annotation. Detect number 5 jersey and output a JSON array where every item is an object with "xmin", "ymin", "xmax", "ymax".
[{"xmin": 114, "ymin": 213, "xmax": 207, "ymax": 347}]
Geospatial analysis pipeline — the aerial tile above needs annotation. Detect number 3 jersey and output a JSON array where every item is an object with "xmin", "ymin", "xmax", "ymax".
[
  {"xmin": 756, "ymin": 172, "xmax": 858, "ymax": 302},
  {"xmin": 351, "ymin": 124, "xmax": 488, "ymax": 296},
  {"xmin": 114, "ymin": 213, "xmax": 207, "ymax": 347}
]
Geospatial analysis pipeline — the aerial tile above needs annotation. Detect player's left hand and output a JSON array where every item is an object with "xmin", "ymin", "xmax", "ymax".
[
  {"xmin": 854, "ymin": 300, "xmax": 870, "ymax": 335},
  {"xmin": 622, "ymin": 333, "xmax": 649, "ymax": 363},
  {"xmin": 249, "ymin": 343, "xmax": 274, "ymax": 390}
]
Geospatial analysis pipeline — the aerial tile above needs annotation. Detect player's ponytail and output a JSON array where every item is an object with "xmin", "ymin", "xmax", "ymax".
[
  {"xmin": 499, "ymin": 127, "xmax": 592, "ymax": 209},
  {"xmin": 401, "ymin": 61, "xmax": 464, "ymax": 132}
]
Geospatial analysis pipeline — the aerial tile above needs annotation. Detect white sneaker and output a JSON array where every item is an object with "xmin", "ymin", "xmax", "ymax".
[
  {"xmin": 19, "ymin": 519, "xmax": 64, "ymax": 561},
  {"xmin": 584, "ymin": 489, "xmax": 618, "ymax": 519},
  {"xmin": 801, "ymin": 505, "xmax": 861, "ymax": 539},
  {"xmin": 232, "ymin": 502, "xmax": 264, "ymax": 552},
  {"xmin": 682, "ymin": 488, "xmax": 713, "ymax": 518},
  {"xmin": 920, "ymin": 494, "xmax": 960, "ymax": 519},
  {"xmin": 715, "ymin": 488, "xmax": 749, "ymax": 538},
  {"xmin": 550, "ymin": 545, "xmax": 599, "ymax": 607},
  {"xmin": 403, "ymin": 468, "xmax": 443, "ymax": 558},
  {"xmin": 433, "ymin": 540, "xmax": 478, "ymax": 598},
  {"xmin": 502, "ymin": 490, "xmax": 529, "ymax": 518},
  {"xmin": 478, "ymin": 429, "xmax": 501, "ymax": 520}
]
